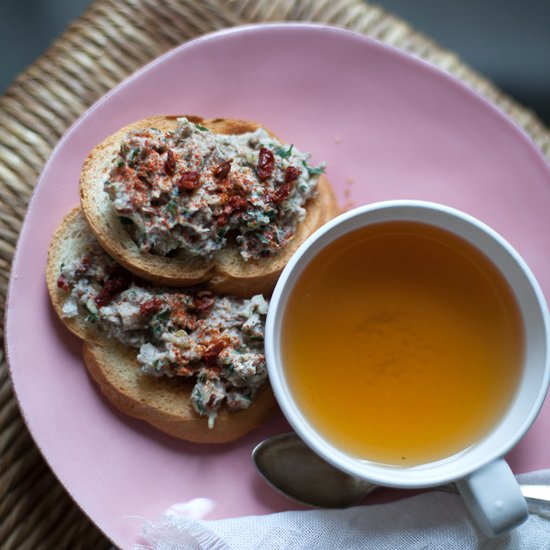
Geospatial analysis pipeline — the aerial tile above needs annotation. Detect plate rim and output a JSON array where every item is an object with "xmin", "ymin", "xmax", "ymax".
[{"xmin": 5, "ymin": 21, "xmax": 550, "ymax": 547}]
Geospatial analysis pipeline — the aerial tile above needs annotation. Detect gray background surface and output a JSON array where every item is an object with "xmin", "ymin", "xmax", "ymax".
[{"xmin": 1, "ymin": 0, "xmax": 549, "ymax": 125}]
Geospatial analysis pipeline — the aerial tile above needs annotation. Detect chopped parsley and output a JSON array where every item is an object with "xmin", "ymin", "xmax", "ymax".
[
  {"xmin": 304, "ymin": 163, "xmax": 325, "ymax": 176},
  {"xmin": 275, "ymin": 144, "xmax": 294, "ymax": 159},
  {"xmin": 257, "ymin": 233, "xmax": 272, "ymax": 245},
  {"xmin": 156, "ymin": 308, "xmax": 171, "ymax": 321},
  {"xmin": 84, "ymin": 299, "xmax": 99, "ymax": 322},
  {"xmin": 165, "ymin": 201, "xmax": 178, "ymax": 217}
]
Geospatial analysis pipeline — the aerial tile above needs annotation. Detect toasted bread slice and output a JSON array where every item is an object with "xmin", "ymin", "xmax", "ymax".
[
  {"xmin": 47, "ymin": 208, "xmax": 105, "ymax": 344},
  {"xmin": 83, "ymin": 341, "xmax": 276, "ymax": 443},
  {"xmin": 46, "ymin": 208, "xmax": 276, "ymax": 443},
  {"xmin": 80, "ymin": 115, "xmax": 339, "ymax": 294}
]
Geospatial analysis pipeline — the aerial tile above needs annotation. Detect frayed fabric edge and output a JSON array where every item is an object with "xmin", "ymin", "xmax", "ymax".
[{"xmin": 136, "ymin": 515, "xmax": 230, "ymax": 550}]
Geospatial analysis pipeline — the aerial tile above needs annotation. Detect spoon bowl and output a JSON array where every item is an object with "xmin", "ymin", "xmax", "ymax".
[{"xmin": 252, "ymin": 432, "xmax": 378, "ymax": 508}]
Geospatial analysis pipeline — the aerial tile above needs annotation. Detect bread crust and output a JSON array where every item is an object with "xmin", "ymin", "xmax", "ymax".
[
  {"xmin": 46, "ymin": 209, "xmax": 277, "ymax": 443},
  {"xmin": 80, "ymin": 115, "xmax": 340, "ymax": 294},
  {"xmin": 46, "ymin": 208, "xmax": 104, "ymax": 344},
  {"xmin": 83, "ymin": 341, "xmax": 276, "ymax": 443}
]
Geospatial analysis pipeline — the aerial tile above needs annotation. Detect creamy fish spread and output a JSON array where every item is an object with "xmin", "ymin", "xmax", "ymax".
[
  {"xmin": 57, "ymin": 237, "xmax": 268, "ymax": 428},
  {"xmin": 105, "ymin": 117, "xmax": 324, "ymax": 260}
]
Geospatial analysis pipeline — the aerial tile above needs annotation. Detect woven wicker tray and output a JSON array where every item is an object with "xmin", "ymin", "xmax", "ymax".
[{"xmin": 1, "ymin": 1, "xmax": 549, "ymax": 547}]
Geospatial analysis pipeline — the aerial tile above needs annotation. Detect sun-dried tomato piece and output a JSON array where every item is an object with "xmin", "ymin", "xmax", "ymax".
[
  {"xmin": 171, "ymin": 348, "xmax": 194, "ymax": 376},
  {"xmin": 212, "ymin": 159, "xmax": 232, "ymax": 179},
  {"xmin": 229, "ymin": 195, "xmax": 247, "ymax": 211},
  {"xmin": 74, "ymin": 255, "xmax": 92, "ymax": 276},
  {"xmin": 139, "ymin": 297, "xmax": 163, "ymax": 316},
  {"xmin": 174, "ymin": 364, "xmax": 193, "ymax": 377},
  {"xmin": 193, "ymin": 291, "xmax": 215, "ymax": 312},
  {"xmin": 257, "ymin": 147, "xmax": 275, "ymax": 181},
  {"xmin": 170, "ymin": 300, "xmax": 191, "ymax": 328},
  {"xmin": 186, "ymin": 314, "xmax": 197, "ymax": 332},
  {"xmin": 270, "ymin": 182, "xmax": 293, "ymax": 205},
  {"xmin": 215, "ymin": 206, "xmax": 231, "ymax": 227},
  {"xmin": 215, "ymin": 210, "xmax": 231, "ymax": 227},
  {"xmin": 94, "ymin": 267, "xmax": 132, "ymax": 307},
  {"xmin": 215, "ymin": 194, "xmax": 247, "ymax": 227},
  {"xmin": 57, "ymin": 274, "xmax": 70, "ymax": 292},
  {"xmin": 217, "ymin": 211, "xmax": 229, "ymax": 226},
  {"xmin": 176, "ymin": 171, "xmax": 201, "ymax": 191},
  {"xmin": 285, "ymin": 165, "xmax": 301, "ymax": 184},
  {"xmin": 164, "ymin": 150, "xmax": 176, "ymax": 176},
  {"xmin": 207, "ymin": 391, "xmax": 223, "ymax": 407},
  {"xmin": 203, "ymin": 341, "xmax": 225, "ymax": 364}
]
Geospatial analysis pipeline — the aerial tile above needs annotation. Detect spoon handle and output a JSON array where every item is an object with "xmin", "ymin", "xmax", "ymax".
[
  {"xmin": 438, "ymin": 484, "xmax": 550, "ymax": 509},
  {"xmin": 519, "ymin": 485, "xmax": 550, "ymax": 507}
]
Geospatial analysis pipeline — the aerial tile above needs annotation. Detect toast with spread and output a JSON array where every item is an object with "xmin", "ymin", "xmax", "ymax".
[
  {"xmin": 47, "ymin": 209, "xmax": 276, "ymax": 443},
  {"xmin": 80, "ymin": 115, "xmax": 339, "ymax": 294}
]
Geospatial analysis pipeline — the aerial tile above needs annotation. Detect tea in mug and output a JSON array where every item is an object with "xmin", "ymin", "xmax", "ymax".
[{"xmin": 282, "ymin": 221, "xmax": 524, "ymax": 466}]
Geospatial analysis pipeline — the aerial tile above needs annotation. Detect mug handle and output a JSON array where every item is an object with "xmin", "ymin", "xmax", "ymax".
[{"xmin": 455, "ymin": 459, "xmax": 528, "ymax": 537}]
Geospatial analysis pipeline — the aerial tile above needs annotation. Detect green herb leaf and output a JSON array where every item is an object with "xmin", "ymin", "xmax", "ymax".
[
  {"xmin": 84, "ymin": 299, "xmax": 99, "ymax": 323},
  {"xmin": 306, "ymin": 164, "xmax": 326, "ymax": 176},
  {"xmin": 156, "ymin": 308, "xmax": 171, "ymax": 321},
  {"xmin": 275, "ymin": 144, "xmax": 294, "ymax": 159},
  {"xmin": 225, "ymin": 364, "xmax": 235, "ymax": 376},
  {"xmin": 195, "ymin": 124, "xmax": 209, "ymax": 132},
  {"xmin": 128, "ymin": 147, "xmax": 140, "ymax": 166},
  {"xmin": 257, "ymin": 233, "xmax": 272, "ymax": 245},
  {"xmin": 165, "ymin": 201, "xmax": 178, "ymax": 217}
]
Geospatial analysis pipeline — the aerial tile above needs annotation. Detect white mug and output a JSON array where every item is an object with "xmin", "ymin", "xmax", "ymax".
[{"xmin": 265, "ymin": 200, "xmax": 550, "ymax": 537}]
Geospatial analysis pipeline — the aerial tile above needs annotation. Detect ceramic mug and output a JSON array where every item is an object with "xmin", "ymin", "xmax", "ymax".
[{"xmin": 265, "ymin": 200, "xmax": 550, "ymax": 537}]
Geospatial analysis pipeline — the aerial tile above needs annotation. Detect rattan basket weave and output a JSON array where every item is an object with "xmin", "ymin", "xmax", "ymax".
[{"xmin": 1, "ymin": 1, "xmax": 548, "ymax": 548}]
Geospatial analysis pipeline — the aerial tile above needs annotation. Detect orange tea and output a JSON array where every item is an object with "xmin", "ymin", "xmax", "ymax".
[{"xmin": 282, "ymin": 221, "xmax": 524, "ymax": 466}]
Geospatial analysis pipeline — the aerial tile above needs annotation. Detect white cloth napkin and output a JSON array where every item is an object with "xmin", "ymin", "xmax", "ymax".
[{"xmin": 135, "ymin": 470, "xmax": 550, "ymax": 549}]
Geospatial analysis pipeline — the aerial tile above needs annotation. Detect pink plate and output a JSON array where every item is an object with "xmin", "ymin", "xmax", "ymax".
[{"xmin": 6, "ymin": 24, "xmax": 550, "ymax": 548}]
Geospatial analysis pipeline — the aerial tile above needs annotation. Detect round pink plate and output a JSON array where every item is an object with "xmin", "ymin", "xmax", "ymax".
[{"xmin": 6, "ymin": 24, "xmax": 550, "ymax": 548}]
